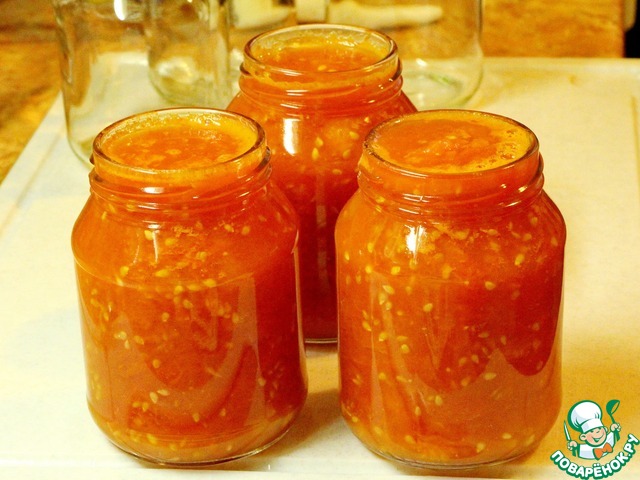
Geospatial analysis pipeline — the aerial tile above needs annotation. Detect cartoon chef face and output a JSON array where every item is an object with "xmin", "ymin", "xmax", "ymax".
[
  {"xmin": 581, "ymin": 426, "xmax": 608, "ymax": 447},
  {"xmin": 568, "ymin": 400, "xmax": 607, "ymax": 445}
]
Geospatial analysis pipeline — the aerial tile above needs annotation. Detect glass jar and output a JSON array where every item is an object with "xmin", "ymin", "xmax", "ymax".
[
  {"xmin": 227, "ymin": 24, "xmax": 417, "ymax": 342},
  {"xmin": 71, "ymin": 108, "xmax": 307, "ymax": 465},
  {"xmin": 323, "ymin": 0, "xmax": 484, "ymax": 110},
  {"xmin": 227, "ymin": 0, "xmax": 297, "ymax": 96},
  {"xmin": 335, "ymin": 110, "xmax": 566, "ymax": 468},
  {"xmin": 144, "ymin": 0, "xmax": 231, "ymax": 107},
  {"xmin": 52, "ymin": 0, "xmax": 173, "ymax": 162}
]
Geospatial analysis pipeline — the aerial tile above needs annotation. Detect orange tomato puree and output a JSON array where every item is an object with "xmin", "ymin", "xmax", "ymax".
[
  {"xmin": 336, "ymin": 110, "xmax": 565, "ymax": 466},
  {"xmin": 249, "ymin": 38, "xmax": 386, "ymax": 72},
  {"xmin": 103, "ymin": 121, "xmax": 257, "ymax": 170},
  {"xmin": 370, "ymin": 113, "xmax": 535, "ymax": 173},
  {"xmin": 73, "ymin": 111, "xmax": 307, "ymax": 464},
  {"xmin": 228, "ymin": 29, "xmax": 416, "ymax": 341}
]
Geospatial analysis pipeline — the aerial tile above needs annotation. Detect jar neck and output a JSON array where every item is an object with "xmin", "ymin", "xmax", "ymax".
[
  {"xmin": 89, "ymin": 108, "xmax": 271, "ymax": 214},
  {"xmin": 237, "ymin": 24, "xmax": 405, "ymax": 111},
  {"xmin": 89, "ymin": 162, "xmax": 271, "ymax": 215},
  {"xmin": 358, "ymin": 110, "xmax": 545, "ymax": 218}
]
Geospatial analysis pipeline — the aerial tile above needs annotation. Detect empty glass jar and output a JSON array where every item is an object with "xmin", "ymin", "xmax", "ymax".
[{"xmin": 323, "ymin": 0, "xmax": 483, "ymax": 109}]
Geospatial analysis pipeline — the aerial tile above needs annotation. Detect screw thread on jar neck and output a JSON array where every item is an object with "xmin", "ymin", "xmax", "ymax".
[
  {"xmin": 237, "ymin": 23, "xmax": 406, "ymax": 110},
  {"xmin": 89, "ymin": 108, "xmax": 272, "ymax": 211},
  {"xmin": 357, "ymin": 110, "xmax": 545, "ymax": 218}
]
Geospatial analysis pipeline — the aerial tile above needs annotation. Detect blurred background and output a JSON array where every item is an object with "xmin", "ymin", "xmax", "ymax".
[
  {"xmin": 0, "ymin": 0, "xmax": 638, "ymax": 182},
  {"xmin": 626, "ymin": 0, "xmax": 640, "ymax": 56}
]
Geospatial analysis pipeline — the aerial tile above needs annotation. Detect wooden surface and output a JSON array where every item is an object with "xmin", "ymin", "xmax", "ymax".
[
  {"xmin": 0, "ymin": 0, "xmax": 626, "ymax": 184},
  {"xmin": 0, "ymin": 0, "xmax": 61, "ymax": 183}
]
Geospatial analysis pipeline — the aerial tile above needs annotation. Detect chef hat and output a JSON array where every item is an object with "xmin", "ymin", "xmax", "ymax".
[{"xmin": 568, "ymin": 401, "xmax": 604, "ymax": 433}]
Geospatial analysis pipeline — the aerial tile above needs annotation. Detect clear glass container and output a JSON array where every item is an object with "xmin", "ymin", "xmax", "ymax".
[
  {"xmin": 323, "ymin": 0, "xmax": 483, "ymax": 109},
  {"xmin": 227, "ymin": 0, "xmax": 297, "ymax": 96},
  {"xmin": 52, "ymin": 0, "xmax": 172, "ymax": 161},
  {"xmin": 335, "ymin": 110, "xmax": 566, "ymax": 468},
  {"xmin": 144, "ymin": 0, "xmax": 231, "ymax": 107},
  {"xmin": 71, "ymin": 108, "xmax": 307, "ymax": 465},
  {"xmin": 227, "ymin": 24, "xmax": 417, "ymax": 342}
]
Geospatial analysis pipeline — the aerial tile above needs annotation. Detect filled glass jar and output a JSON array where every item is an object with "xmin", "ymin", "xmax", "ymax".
[
  {"xmin": 335, "ymin": 110, "xmax": 566, "ymax": 468},
  {"xmin": 71, "ymin": 108, "xmax": 307, "ymax": 465},
  {"xmin": 227, "ymin": 24, "xmax": 417, "ymax": 342}
]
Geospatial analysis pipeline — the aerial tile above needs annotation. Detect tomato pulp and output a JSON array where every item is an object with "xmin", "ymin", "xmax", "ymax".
[
  {"xmin": 227, "ymin": 24, "xmax": 417, "ymax": 342},
  {"xmin": 72, "ymin": 109, "xmax": 307, "ymax": 464},
  {"xmin": 336, "ymin": 110, "xmax": 566, "ymax": 467}
]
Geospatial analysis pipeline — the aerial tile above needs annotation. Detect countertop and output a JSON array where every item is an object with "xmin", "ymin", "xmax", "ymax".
[
  {"xmin": 1, "ymin": 57, "xmax": 639, "ymax": 479},
  {"xmin": 1, "ymin": 1, "xmax": 640, "ymax": 478},
  {"xmin": 0, "ymin": 0, "xmax": 627, "ymax": 183}
]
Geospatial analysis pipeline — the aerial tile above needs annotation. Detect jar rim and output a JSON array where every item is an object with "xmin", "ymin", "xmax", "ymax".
[
  {"xmin": 358, "ymin": 110, "xmax": 544, "ymax": 213},
  {"xmin": 242, "ymin": 23, "xmax": 399, "ymax": 77},
  {"xmin": 92, "ymin": 108, "xmax": 269, "ymax": 187},
  {"xmin": 362, "ymin": 109, "xmax": 540, "ymax": 180}
]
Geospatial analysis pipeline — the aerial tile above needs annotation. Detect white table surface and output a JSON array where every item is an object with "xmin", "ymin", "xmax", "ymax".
[{"xmin": 1, "ymin": 58, "xmax": 639, "ymax": 479}]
